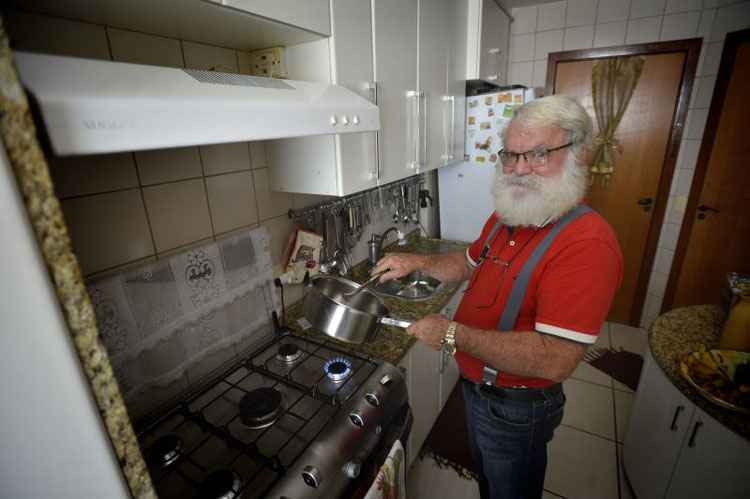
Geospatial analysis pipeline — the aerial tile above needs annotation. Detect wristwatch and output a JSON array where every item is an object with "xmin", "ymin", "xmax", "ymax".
[{"xmin": 441, "ymin": 321, "xmax": 458, "ymax": 356}]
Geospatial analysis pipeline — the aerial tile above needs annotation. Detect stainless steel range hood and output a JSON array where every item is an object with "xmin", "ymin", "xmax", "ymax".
[{"xmin": 13, "ymin": 51, "xmax": 380, "ymax": 156}]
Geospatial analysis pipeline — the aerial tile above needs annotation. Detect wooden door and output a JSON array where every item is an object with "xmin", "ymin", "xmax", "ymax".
[
  {"xmin": 665, "ymin": 30, "xmax": 750, "ymax": 310},
  {"xmin": 546, "ymin": 40, "xmax": 701, "ymax": 324}
]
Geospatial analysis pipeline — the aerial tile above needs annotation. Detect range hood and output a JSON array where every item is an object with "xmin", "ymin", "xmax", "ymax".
[{"xmin": 13, "ymin": 51, "xmax": 380, "ymax": 156}]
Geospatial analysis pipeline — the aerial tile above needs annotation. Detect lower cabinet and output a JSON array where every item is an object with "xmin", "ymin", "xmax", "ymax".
[
  {"xmin": 400, "ymin": 283, "xmax": 466, "ymax": 468},
  {"xmin": 624, "ymin": 349, "xmax": 750, "ymax": 499}
]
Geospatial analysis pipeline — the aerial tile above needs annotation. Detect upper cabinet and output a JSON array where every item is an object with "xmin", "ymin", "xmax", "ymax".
[
  {"xmin": 419, "ymin": 0, "xmax": 468, "ymax": 171},
  {"xmin": 467, "ymin": 0, "xmax": 511, "ymax": 85},
  {"xmin": 208, "ymin": 0, "xmax": 331, "ymax": 35}
]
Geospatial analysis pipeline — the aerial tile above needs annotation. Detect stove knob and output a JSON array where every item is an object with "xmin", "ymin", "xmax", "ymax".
[
  {"xmin": 343, "ymin": 460, "xmax": 362, "ymax": 479},
  {"xmin": 349, "ymin": 411, "xmax": 365, "ymax": 428},
  {"xmin": 302, "ymin": 465, "xmax": 321, "ymax": 488},
  {"xmin": 365, "ymin": 392, "xmax": 380, "ymax": 407}
]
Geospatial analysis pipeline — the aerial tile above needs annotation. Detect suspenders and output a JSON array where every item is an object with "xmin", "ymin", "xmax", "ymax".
[{"xmin": 479, "ymin": 204, "xmax": 593, "ymax": 386}]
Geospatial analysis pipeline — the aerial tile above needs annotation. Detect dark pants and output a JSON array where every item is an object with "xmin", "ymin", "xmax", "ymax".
[{"xmin": 461, "ymin": 379, "xmax": 565, "ymax": 499}]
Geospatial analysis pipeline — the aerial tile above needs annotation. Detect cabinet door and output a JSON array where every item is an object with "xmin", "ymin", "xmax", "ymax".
[
  {"xmin": 623, "ymin": 350, "xmax": 696, "ymax": 499},
  {"xmin": 373, "ymin": 0, "xmax": 419, "ymax": 184},
  {"xmin": 408, "ymin": 340, "xmax": 441, "ymax": 463},
  {"xmin": 478, "ymin": 0, "xmax": 509, "ymax": 84},
  {"xmin": 331, "ymin": 0, "xmax": 378, "ymax": 194},
  {"xmin": 445, "ymin": 0, "xmax": 468, "ymax": 166},
  {"xmin": 666, "ymin": 406, "xmax": 750, "ymax": 499},
  {"xmin": 438, "ymin": 282, "xmax": 466, "ymax": 408},
  {"xmin": 397, "ymin": 349, "xmax": 416, "ymax": 467}
]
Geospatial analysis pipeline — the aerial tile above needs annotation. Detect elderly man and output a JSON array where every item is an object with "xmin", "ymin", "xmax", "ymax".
[{"xmin": 372, "ymin": 95, "xmax": 623, "ymax": 499}]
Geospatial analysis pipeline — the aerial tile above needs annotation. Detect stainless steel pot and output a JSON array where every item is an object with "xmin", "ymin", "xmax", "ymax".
[{"xmin": 303, "ymin": 275, "xmax": 412, "ymax": 344}]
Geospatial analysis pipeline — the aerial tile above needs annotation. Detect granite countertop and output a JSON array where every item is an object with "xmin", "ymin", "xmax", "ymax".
[
  {"xmin": 286, "ymin": 234, "xmax": 469, "ymax": 365},
  {"xmin": 649, "ymin": 304, "xmax": 749, "ymax": 441}
]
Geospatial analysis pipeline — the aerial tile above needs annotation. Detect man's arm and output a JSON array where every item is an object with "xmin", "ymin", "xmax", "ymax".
[
  {"xmin": 407, "ymin": 314, "xmax": 588, "ymax": 383},
  {"xmin": 371, "ymin": 250, "xmax": 472, "ymax": 284}
]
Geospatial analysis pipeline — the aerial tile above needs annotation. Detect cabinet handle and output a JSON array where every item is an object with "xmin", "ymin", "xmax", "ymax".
[
  {"xmin": 687, "ymin": 420, "xmax": 703, "ymax": 448},
  {"xmin": 367, "ymin": 81, "xmax": 379, "ymax": 105},
  {"xmin": 441, "ymin": 95, "xmax": 456, "ymax": 163},
  {"xmin": 669, "ymin": 405, "xmax": 684, "ymax": 431},
  {"xmin": 406, "ymin": 90, "xmax": 421, "ymax": 170},
  {"xmin": 420, "ymin": 92, "xmax": 428, "ymax": 170}
]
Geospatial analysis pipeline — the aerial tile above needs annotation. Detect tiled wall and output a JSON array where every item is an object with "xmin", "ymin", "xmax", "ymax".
[
  {"xmin": 508, "ymin": 0, "xmax": 750, "ymax": 327},
  {"xmin": 4, "ymin": 8, "xmax": 432, "ymax": 306}
]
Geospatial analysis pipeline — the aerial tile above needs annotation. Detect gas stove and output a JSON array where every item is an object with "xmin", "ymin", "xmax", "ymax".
[{"xmin": 136, "ymin": 332, "xmax": 409, "ymax": 499}]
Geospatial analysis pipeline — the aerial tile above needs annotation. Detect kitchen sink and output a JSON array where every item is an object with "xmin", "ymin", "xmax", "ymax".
[{"xmin": 372, "ymin": 271, "xmax": 442, "ymax": 300}]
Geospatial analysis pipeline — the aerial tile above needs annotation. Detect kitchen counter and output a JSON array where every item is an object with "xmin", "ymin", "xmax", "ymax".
[
  {"xmin": 649, "ymin": 304, "xmax": 749, "ymax": 440},
  {"xmin": 286, "ymin": 234, "xmax": 469, "ymax": 365}
]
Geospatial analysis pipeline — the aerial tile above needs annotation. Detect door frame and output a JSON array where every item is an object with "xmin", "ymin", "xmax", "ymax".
[
  {"xmin": 663, "ymin": 29, "xmax": 750, "ymax": 311},
  {"xmin": 544, "ymin": 39, "xmax": 702, "ymax": 325}
]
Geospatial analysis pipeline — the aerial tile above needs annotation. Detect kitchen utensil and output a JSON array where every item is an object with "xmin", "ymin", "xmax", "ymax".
[
  {"xmin": 304, "ymin": 275, "xmax": 412, "ymax": 344},
  {"xmin": 343, "ymin": 269, "xmax": 387, "ymax": 297}
]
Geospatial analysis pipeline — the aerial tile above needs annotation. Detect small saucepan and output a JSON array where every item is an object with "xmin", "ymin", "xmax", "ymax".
[{"xmin": 303, "ymin": 275, "xmax": 412, "ymax": 344}]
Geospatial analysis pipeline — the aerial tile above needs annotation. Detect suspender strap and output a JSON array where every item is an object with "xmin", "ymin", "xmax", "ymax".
[
  {"xmin": 482, "ymin": 204, "xmax": 592, "ymax": 386},
  {"xmin": 476, "ymin": 219, "xmax": 505, "ymax": 265}
]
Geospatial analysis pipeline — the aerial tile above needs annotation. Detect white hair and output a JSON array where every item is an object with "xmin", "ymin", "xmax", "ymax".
[{"xmin": 501, "ymin": 95, "xmax": 593, "ymax": 161}]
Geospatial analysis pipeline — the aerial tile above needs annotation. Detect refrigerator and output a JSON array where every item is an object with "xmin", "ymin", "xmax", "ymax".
[{"xmin": 438, "ymin": 86, "xmax": 536, "ymax": 242}]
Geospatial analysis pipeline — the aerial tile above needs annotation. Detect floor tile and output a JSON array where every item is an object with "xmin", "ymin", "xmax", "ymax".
[
  {"xmin": 597, "ymin": 322, "xmax": 613, "ymax": 348},
  {"xmin": 571, "ymin": 358, "xmax": 613, "ymax": 388},
  {"xmin": 407, "ymin": 455, "xmax": 480, "ymax": 499},
  {"xmin": 562, "ymin": 378, "xmax": 616, "ymax": 439},
  {"xmin": 614, "ymin": 390, "xmax": 634, "ymax": 443},
  {"xmin": 610, "ymin": 322, "xmax": 648, "ymax": 355},
  {"xmin": 543, "ymin": 490, "xmax": 567, "ymax": 498},
  {"xmin": 545, "ymin": 426, "xmax": 619, "ymax": 499}
]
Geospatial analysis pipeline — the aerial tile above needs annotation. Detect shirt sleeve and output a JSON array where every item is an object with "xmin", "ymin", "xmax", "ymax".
[
  {"xmin": 466, "ymin": 213, "xmax": 499, "ymax": 268},
  {"xmin": 534, "ymin": 238, "xmax": 623, "ymax": 344}
]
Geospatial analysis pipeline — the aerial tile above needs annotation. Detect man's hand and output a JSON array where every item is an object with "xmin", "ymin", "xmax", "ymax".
[
  {"xmin": 406, "ymin": 314, "xmax": 451, "ymax": 351},
  {"xmin": 371, "ymin": 253, "xmax": 427, "ymax": 282}
]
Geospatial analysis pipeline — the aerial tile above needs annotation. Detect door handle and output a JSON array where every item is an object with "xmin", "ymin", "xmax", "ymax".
[{"xmin": 696, "ymin": 204, "xmax": 719, "ymax": 220}]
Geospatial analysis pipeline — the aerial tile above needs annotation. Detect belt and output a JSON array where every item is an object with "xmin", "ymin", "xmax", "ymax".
[{"xmin": 462, "ymin": 377, "xmax": 562, "ymax": 402}]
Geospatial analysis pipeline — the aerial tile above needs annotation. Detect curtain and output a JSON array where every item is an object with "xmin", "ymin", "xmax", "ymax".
[{"xmin": 590, "ymin": 56, "xmax": 645, "ymax": 186}]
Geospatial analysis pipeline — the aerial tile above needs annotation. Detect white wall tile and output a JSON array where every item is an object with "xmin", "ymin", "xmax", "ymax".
[
  {"xmin": 564, "ymin": 25, "xmax": 595, "ymax": 49},
  {"xmin": 676, "ymin": 139, "xmax": 702, "ymax": 171},
  {"xmin": 647, "ymin": 270, "xmax": 670, "ymax": 297},
  {"xmin": 143, "ymin": 179, "xmax": 213, "ymax": 252},
  {"xmin": 533, "ymin": 59, "xmax": 548, "ymax": 88},
  {"xmin": 108, "ymin": 28, "xmax": 184, "ymax": 68},
  {"xmin": 538, "ymin": 1, "xmax": 567, "ymax": 31},
  {"xmin": 200, "ymin": 143, "xmax": 252, "ymax": 175},
  {"xmin": 253, "ymin": 168, "xmax": 294, "ymax": 221},
  {"xmin": 206, "ymin": 171, "xmax": 258, "ymax": 234},
  {"xmin": 641, "ymin": 293, "xmax": 664, "ymax": 328},
  {"xmin": 697, "ymin": 41, "xmax": 724, "ymax": 75},
  {"xmin": 626, "ymin": 16, "xmax": 663, "ymax": 44},
  {"xmin": 710, "ymin": 2, "xmax": 750, "ymax": 41},
  {"xmin": 654, "ymin": 246, "xmax": 676, "ymax": 274},
  {"xmin": 5, "ymin": 10, "xmax": 110, "ymax": 60},
  {"xmin": 511, "ymin": 33, "xmax": 536, "ymax": 61},
  {"xmin": 660, "ymin": 11, "xmax": 701, "ymax": 40},
  {"xmin": 249, "ymin": 142, "xmax": 268, "ymax": 169},
  {"xmin": 697, "ymin": 8, "xmax": 716, "ymax": 38},
  {"xmin": 630, "ymin": 0, "xmax": 667, "ymax": 19},
  {"xmin": 666, "ymin": 0, "xmax": 704, "ymax": 13},
  {"xmin": 594, "ymin": 21, "xmax": 628, "ymax": 47},
  {"xmin": 511, "ymin": 6, "xmax": 538, "ymax": 34},
  {"xmin": 237, "ymin": 51, "xmax": 254, "ymax": 75},
  {"xmin": 566, "ymin": 0, "xmax": 598, "ymax": 27},
  {"xmin": 262, "ymin": 215, "xmax": 294, "ymax": 267},
  {"xmin": 509, "ymin": 61, "xmax": 534, "ymax": 86},
  {"xmin": 182, "ymin": 41, "xmax": 239, "ymax": 72},
  {"xmin": 50, "ymin": 153, "xmax": 138, "ymax": 198},
  {"xmin": 673, "ymin": 167, "xmax": 696, "ymax": 196},
  {"xmin": 534, "ymin": 29, "xmax": 564, "ymax": 59},
  {"xmin": 690, "ymin": 75, "xmax": 717, "ymax": 108},
  {"xmin": 62, "ymin": 189, "xmax": 154, "ymax": 275},
  {"xmin": 597, "ymin": 0, "xmax": 632, "ymax": 23},
  {"xmin": 685, "ymin": 107, "xmax": 709, "ymax": 139},
  {"xmin": 135, "ymin": 147, "xmax": 203, "ymax": 185}
]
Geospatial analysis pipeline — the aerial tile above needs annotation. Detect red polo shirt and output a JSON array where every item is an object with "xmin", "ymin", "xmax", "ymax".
[{"xmin": 453, "ymin": 208, "xmax": 623, "ymax": 388}]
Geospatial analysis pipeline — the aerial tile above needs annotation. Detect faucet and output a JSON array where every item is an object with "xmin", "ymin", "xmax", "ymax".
[{"xmin": 368, "ymin": 227, "xmax": 404, "ymax": 266}]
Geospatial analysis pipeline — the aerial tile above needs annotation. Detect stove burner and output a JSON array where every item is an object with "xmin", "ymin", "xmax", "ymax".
[
  {"xmin": 239, "ymin": 387, "xmax": 282, "ymax": 429},
  {"xmin": 147, "ymin": 434, "xmax": 182, "ymax": 468},
  {"xmin": 323, "ymin": 357, "xmax": 353, "ymax": 383},
  {"xmin": 197, "ymin": 469, "xmax": 242, "ymax": 499},
  {"xmin": 276, "ymin": 342, "xmax": 302, "ymax": 363}
]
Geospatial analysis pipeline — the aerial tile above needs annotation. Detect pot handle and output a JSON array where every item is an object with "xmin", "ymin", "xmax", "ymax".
[{"xmin": 379, "ymin": 317, "xmax": 412, "ymax": 329}]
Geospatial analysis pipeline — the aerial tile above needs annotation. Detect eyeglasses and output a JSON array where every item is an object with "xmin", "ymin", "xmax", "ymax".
[{"xmin": 498, "ymin": 142, "xmax": 573, "ymax": 168}]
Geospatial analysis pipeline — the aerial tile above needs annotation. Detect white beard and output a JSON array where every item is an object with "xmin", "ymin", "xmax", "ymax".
[{"xmin": 492, "ymin": 155, "xmax": 587, "ymax": 227}]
